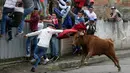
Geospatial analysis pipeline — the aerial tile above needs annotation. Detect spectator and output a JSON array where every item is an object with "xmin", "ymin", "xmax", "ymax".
[
  {"xmin": 0, "ymin": 0, "xmax": 17, "ymax": 37},
  {"xmin": 70, "ymin": 10, "xmax": 85, "ymax": 55},
  {"xmin": 54, "ymin": 0, "xmax": 72, "ymax": 29},
  {"xmin": 54, "ymin": 0, "xmax": 71, "ymax": 19},
  {"xmin": 110, "ymin": 6, "xmax": 126, "ymax": 40},
  {"xmin": 24, "ymin": 8, "xmax": 40, "ymax": 57},
  {"xmin": 30, "ymin": 15, "xmax": 45, "ymax": 63},
  {"xmin": 70, "ymin": 10, "xmax": 85, "ymax": 25},
  {"xmin": 43, "ymin": 13, "xmax": 59, "ymax": 29},
  {"xmin": 25, "ymin": 24, "xmax": 64, "ymax": 72},
  {"xmin": 43, "ymin": 13, "xmax": 60, "ymax": 61},
  {"xmin": 83, "ymin": 6, "xmax": 97, "ymax": 25},
  {"xmin": 73, "ymin": 0, "xmax": 86, "ymax": 14},
  {"xmin": 16, "ymin": 0, "xmax": 35, "ymax": 36},
  {"xmin": 7, "ymin": 2, "xmax": 24, "ymax": 41}
]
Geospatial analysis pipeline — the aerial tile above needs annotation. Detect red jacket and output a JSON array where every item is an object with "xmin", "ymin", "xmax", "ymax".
[
  {"xmin": 74, "ymin": 0, "xmax": 86, "ymax": 8},
  {"xmin": 25, "ymin": 13, "xmax": 40, "ymax": 32}
]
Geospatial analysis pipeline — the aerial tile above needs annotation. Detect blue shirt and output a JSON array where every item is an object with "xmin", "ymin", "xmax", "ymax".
[{"xmin": 74, "ymin": 15, "xmax": 85, "ymax": 25}]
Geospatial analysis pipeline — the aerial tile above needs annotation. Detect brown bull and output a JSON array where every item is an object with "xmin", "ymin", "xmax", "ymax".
[{"xmin": 72, "ymin": 31, "xmax": 121, "ymax": 72}]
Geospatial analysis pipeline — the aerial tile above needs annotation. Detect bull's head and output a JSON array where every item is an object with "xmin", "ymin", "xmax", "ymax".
[{"xmin": 72, "ymin": 30, "xmax": 86, "ymax": 47}]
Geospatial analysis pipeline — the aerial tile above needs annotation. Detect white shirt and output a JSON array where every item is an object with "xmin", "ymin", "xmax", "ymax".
[
  {"xmin": 4, "ymin": 0, "xmax": 17, "ymax": 8},
  {"xmin": 84, "ymin": 10, "xmax": 97, "ymax": 20},
  {"xmin": 38, "ymin": 22, "xmax": 44, "ymax": 30},
  {"xmin": 14, "ymin": 7, "xmax": 24, "ymax": 13},
  {"xmin": 26, "ymin": 27, "xmax": 63, "ymax": 48}
]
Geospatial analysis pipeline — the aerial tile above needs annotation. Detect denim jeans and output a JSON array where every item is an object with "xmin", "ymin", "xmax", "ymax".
[
  {"xmin": 50, "ymin": 35, "xmax": 59, "ymax": 57},
  {"xmin": 0, "ymin": 7, "xmax": 14, "ymax": 34},
  {"xmin": 54, "ymin": 8, "xmax": 63, "ymax": 18},
  {"xmin": 26, "ymin": 36, "xmax": 38, "ymax": 55},
  {"xmin": 34, "ymin": 0, "xmax": 43, "ymax": 11},
  {"xmin": 17, "ymin": 7, "xmax": 34, "ymax": 33},
  {"xmin": 33, "ymin": 46, "xmax": 47, "ymax": 68}
]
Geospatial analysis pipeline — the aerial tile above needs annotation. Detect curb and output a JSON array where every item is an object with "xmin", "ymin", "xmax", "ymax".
[{"xmin": 44, "ymin": 50, "xmax": 130, "ymax": 71}]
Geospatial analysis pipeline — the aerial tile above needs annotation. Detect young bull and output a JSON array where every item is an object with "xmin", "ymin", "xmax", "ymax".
[{"xmin": 72, "ymin": 31, "xmax": 121, "ymax": 72}]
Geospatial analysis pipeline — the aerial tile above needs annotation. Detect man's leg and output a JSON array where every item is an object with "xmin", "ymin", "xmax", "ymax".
[
  {"xmin": 54, "ymin": 8, "xmax": 63, "ymax": 18},
  {"xmin": 0, "ymin": 8, "xmax": 8, "ymax": 35},
  {"xmin": 51, "ymin": 35, "xmax": 59, "ymax": 61},
  {"xmin": 17, "ymin": 7, "xmax": 34, "ymax": 35},
  {"xmin": 26, "ymin": 37, "xmax": 32, "ymax": 57}
]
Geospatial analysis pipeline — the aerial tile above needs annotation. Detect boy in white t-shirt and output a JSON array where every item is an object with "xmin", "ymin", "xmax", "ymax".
[{"xmin": 25, "ymin": 24, "xmax": 64, "ymax": 72}]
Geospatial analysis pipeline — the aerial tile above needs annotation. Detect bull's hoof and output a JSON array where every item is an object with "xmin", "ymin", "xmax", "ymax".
[
  {"xmin": 76, "ymin": 66, "xmax": 80, "ymax": 69},
  {"xmin": 118, "ymin": 67, "xmax": 121, "ymax": 72},
  {"xmin": 84, "ymin": 62, "xmax": 88, "ymax": 65}
]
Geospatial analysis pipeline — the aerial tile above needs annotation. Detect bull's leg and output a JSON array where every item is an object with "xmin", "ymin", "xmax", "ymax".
[
  {"xmin": 105, "ymin": 53, "xmax": 121, "ymax": 72},
  {"xmin": 79, "ymin": 54, "xmax": 86, "ymax": 67}
]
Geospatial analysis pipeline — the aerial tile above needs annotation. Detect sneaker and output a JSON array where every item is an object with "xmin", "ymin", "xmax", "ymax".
[
  {"xmin": 31, "ymin": 67, "xmax": 35, "ymax": 72},
  {"xmin": 26, "ymin": 54, "xmax": 30, "ymax": 57},
  {"xmin": 15, "ymin": 31, "xmax": 23, "ymax": 37},
  {"xmin": 121, "ymin": 37, "xmax": 126, "ymax": 40},
  {"xmin": 7, "ymin": 37, "xmax": 13, "ymax": 42},
  {"xmin": 43, "ymin": 58, "xmax": 49, "ymax": 65},
  {"xmin": 53, "ymin": 56, "xmax": 59, "ymax": 62},
  {"xmin": 30, "ymin": 58, "xmax": 36, "ymax": 63}
]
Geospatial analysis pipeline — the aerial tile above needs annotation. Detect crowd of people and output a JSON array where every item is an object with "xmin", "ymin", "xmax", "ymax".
[{"xmin": 0, "ymin": 0, "xmax": 126, "ymax": 72}]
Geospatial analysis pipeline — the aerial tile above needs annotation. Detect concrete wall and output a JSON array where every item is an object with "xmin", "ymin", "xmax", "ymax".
[{"xmin": 95, "ymin": 20, "xmax": 130, "ymax": 50}]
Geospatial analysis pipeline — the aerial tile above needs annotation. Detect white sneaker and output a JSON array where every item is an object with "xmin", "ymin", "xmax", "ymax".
[
  {"xmin": 26, "ymin": 54, "xmax": 30, "ymax": 57},
  {"xmin": 43, "ymin": 58, "xmax": 49, "ymax": 65},
  {"xmin": 122, "ymin": 37, "xmax": 126, "ymax": 40},
  {"xmin": 30, "ymin": 59, "xmax": 36, "ymax": 63}
]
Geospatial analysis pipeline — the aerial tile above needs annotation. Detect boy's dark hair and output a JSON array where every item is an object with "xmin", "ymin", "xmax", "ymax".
[
  {"xmin": 34, "ymin": 8, "xmax": 38, "ymax": 10},
  {"xmin": 79, "ymin": 10, "xmax": 84, "ymax": 14},
  {"xmin": 40, "ymin": 15, "xmax": 44, "ymax": 20},
  {"xmin": 17, "ymin": 2, "xmax": 23, "ymax": 7}
]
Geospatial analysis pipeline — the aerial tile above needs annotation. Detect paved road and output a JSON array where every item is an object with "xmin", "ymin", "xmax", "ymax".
[{"xmin": 55, "ymin": 58, "xmax": 130, "ymax": 73}]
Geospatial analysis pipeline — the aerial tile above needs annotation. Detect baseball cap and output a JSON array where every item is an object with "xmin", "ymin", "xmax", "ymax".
[{"xmin": 47, "ymin": 24, "xmax": 55, "ymax": 27}]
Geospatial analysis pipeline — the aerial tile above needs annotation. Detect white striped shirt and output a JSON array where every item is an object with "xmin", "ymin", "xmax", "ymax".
[{"xmin": 4, "ymin": 0, "xmax": 17, "ymax": 8}]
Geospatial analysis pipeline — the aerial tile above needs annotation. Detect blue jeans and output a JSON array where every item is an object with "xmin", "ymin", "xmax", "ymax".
[
  {"xmin": 34, "ymin": 0, "xmax": 43, "ymax": 11},
  {"xmin": 33, "ymin": 46, "xmax": 47, "ymax": 68},
  {"xmin": 17, "ymin": 7, "xmax": 34, "ymax": 33},
  {"xmin": 0, "ymin": 7, "xmax": 14, "ymax": 34},
  {"xmin": 26, "ymin": 36, "xmax": 38, "ymax": 55},
  {"xmin": 54, "ymin": 8, "xmax": 63, "ymax": 18},
  {"xmin": 50, "ymin": 35, "xmax": 59, "ymax": 57}
]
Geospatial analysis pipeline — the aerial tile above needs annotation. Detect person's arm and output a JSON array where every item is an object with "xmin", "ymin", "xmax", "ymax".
[
  {"xmin": 59, "ymin": 0, "xmax": 66, "ymax": 6},
  {"xmin": 25, "ymin": 19, "xmax": 31, "ymax": 23},
  {"xmin": 69, "ymin": 10, "xmax": 76, "ymax": 17},
  {"xmin": 48, "ymin": 29, "xmax": 63, "ymax": 34},
  {"xmin": 26, "ymin": 30, "xmax": 41, "ymax": 37},
  {"xmin": 43, "ymin": 19, "xmax": 52, "ymax": 23},
  {"xmin": 59, "ymin": 3, "xmax": 67, "ymax": 9}
]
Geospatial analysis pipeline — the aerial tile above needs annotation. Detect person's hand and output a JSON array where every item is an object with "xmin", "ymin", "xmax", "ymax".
[
  {"xmin": 23, "ymin": 35, "xmax": 27, "ymax": 38},
  {"xmin": 57, "ymin": 1, "xmax": 59, "ymax": 3}
]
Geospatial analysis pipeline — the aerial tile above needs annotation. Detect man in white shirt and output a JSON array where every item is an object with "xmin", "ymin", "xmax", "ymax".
[
  {"xmin": 83, "ymin": 6, "xmax": 97, "ymax": 25},
  {"xmin": 25, "ymin": 24, "xmax": 63, "ymax": 72},
  {"xmin": 0, "ymin": 0, "xmax": 17, "ymax": 37}
]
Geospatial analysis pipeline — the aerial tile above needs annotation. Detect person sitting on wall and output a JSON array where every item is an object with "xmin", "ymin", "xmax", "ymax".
[
  {"xmin": 6, "ymin": 2, "xmax": 24, "ymax": 41},
  {"xmin": 0, "ymin": 0, "xmax": 17, "ymax": 37},
  {"xmin": 54, "ymin": 0, "xmax": 72, "ymax": 29}
]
